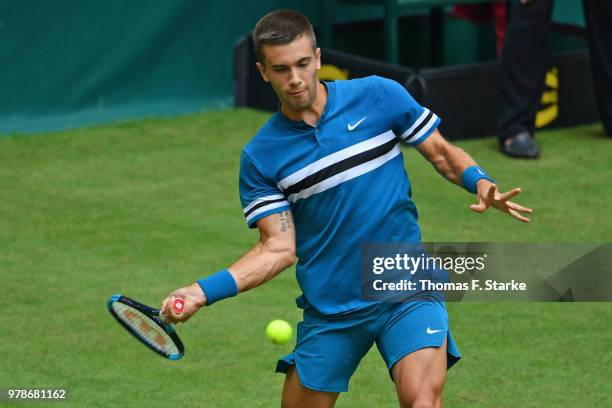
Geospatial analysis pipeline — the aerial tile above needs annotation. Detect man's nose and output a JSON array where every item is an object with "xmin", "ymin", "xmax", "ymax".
[{"xmin": 289, "ymin": 68, "xmax": 301, "ymax": 86}]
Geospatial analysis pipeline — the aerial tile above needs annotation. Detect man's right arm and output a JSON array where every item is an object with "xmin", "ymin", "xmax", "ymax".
[
  {"xmin": 227, "ymin": 209, "xmax": 296, "ymax": 292},
  {"xmin": 160, "ymin": 210, "xmax": 296, "ymax": 322}
]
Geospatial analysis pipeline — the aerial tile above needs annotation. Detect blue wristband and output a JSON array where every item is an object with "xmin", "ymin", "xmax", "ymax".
[
  {"xmin": 462, "ymin": 166, "xmax": 495, "ymax": 194},
  {"xmin": 197, "ymin": 269, "xmax": 238, "ymax": 306}
]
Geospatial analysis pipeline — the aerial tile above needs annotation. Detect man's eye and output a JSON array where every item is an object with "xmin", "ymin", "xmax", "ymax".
[{"xmin": 275, "ymin": 67, "xmax": 287, "ymax": 72}]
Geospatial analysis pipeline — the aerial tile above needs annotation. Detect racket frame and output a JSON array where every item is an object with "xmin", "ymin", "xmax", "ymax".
[{"xmin": 107, "ymin": 294, "xmax": 185, "ymax": 360}]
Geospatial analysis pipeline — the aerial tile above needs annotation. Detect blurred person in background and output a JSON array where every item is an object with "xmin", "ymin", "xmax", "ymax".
[{"xmin": 498, "ymin": 0, "xmax": 611, "ymax": 159}]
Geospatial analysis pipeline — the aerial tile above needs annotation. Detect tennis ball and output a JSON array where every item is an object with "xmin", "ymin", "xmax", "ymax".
[{"xmin": 265, "ymin": 319, "xmax": 293, "ymax": 345}]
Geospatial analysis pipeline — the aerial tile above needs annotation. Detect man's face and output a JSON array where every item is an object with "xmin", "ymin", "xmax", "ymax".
[{"xmin": 256, "ymin": 35, "xmax": 321, "ymax": 112}]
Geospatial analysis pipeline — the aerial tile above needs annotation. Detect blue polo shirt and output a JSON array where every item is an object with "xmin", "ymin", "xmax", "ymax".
[{"xmin": 239, "ymin": 75, "xmax": 440, "ymax": 315}]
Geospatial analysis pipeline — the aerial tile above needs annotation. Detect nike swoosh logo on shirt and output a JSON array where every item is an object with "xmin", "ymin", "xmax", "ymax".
[
  {"xmin": 426, "ymin": 327, "xmax": 444, "ymax": 335},
  {"xmin": 347, "ymin": 116, "xmax": 367, "ymax": 131}
]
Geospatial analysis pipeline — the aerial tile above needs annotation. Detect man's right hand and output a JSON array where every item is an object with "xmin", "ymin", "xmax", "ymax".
[{"xmin": 161, "ymin": 283, "xmax": 207, "ymax": 324}]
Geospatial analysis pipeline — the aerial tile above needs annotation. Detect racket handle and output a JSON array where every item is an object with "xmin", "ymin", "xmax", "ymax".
[{"xmin": 172, "ymin": 298, "xmax": 185, "ymax": 314}]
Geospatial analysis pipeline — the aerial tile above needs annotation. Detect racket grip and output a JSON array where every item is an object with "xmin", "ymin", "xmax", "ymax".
[{"xmin": 172, "ymin": 298, "xmax": 185, "ymax": 314}]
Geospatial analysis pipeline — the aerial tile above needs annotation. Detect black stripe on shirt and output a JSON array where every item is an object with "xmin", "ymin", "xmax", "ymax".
[
  {"xmin": 283, "ymin": 138, "xmax": 398, "ymax": 197},
  {"xmin": 244, "ymin": 198, "xmax": 287, "ymax": 218},
  {"xmin": 401, "ymin": 110, "xmax": 434, "ymax": 141}
]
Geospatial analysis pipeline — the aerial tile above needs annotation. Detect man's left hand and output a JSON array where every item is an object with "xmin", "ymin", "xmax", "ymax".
[{"xmin": 470, "ymin": 180, "xmax": 533, "ymax": 222}]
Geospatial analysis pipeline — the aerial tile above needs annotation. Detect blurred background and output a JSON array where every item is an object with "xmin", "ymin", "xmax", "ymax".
[{"xmin": 0, "ymin": 0, "xmax": 596, "ymax": 137}]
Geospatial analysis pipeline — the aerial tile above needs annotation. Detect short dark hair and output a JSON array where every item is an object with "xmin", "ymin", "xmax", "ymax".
[{"xmin": 252, "ymin": 9, "xmax": 317, "ymax": 64}]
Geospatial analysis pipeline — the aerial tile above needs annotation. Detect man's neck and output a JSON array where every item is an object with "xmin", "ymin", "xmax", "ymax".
[{"xmin": 281, "ymin": 81, "xmax": 328, "ymax": 127}]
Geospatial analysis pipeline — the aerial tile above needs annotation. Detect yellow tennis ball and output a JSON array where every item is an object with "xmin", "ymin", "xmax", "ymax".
[{"xmin": 265, "ymin": 320, "xmax": 293, "ymax": 345}]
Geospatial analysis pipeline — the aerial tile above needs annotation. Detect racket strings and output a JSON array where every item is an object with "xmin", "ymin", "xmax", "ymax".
[{"xmin": 112, "ymin": 302, "xmax": 179, "ymax": 356}]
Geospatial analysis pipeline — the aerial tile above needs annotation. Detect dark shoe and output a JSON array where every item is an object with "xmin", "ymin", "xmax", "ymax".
[{"xmin": 500, "ymin": 131, "xmax": 540, "ymax": 159}]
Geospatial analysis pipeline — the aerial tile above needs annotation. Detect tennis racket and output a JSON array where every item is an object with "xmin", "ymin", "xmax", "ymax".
[{"xmin": 107, "ymin": 294, "xmax": 185, "ymax": 360}]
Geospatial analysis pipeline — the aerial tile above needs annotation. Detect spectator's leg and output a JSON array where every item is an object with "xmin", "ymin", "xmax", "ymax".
[
  {"xmin": 583, "ymin": 0, "xmax": 612, "ymax": 136},
  {"xmin": 498, "ymin": 0, "xmax": 554, "ymax": 153}
]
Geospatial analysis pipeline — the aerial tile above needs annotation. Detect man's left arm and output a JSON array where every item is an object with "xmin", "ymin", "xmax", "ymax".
[{"xmin": 415, "ymin": 129, "xmax": 533, "ymax": 222}]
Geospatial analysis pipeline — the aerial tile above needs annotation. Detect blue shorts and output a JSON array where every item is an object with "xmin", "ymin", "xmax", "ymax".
[{"xmin": 276, "ymin": 300, "xmax": 461, "ymax": 392}]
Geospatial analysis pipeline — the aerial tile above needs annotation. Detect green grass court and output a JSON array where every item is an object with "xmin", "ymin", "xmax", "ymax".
[{"xmin": 1, "ymin": 109, "xmax": 611, "ymax": 407}]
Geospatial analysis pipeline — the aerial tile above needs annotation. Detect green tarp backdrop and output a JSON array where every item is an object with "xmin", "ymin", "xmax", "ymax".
[
  {"xmin": 0, "ymin": 0, "xmax": 320, "ymax": 135},
  {"xmin": 0, "ymin": 0, "xmax": 584, "ymax": 135}
]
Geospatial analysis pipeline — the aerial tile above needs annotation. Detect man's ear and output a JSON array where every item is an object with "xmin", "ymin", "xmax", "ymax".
[
  {"xmin": 315, "ymin": 48, "xmax": 321, "ymax": 70},
  {"xmin": 256, "ymin": 62, "xmax": 270, "ymax": 83}
]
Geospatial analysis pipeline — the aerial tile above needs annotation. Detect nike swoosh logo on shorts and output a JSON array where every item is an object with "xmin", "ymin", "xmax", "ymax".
[
  {"xmin": 426, "ymin": 327, "xmax": 444, "ymax": 335},
  {"xmin": 347, "ymin": 116, "xmax": 367, "ymax": 131}
]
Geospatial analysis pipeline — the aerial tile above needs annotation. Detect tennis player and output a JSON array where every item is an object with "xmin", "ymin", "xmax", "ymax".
[{"xmin": 161, "ymin": 9, "xmax": 532, "ymax": 408}]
